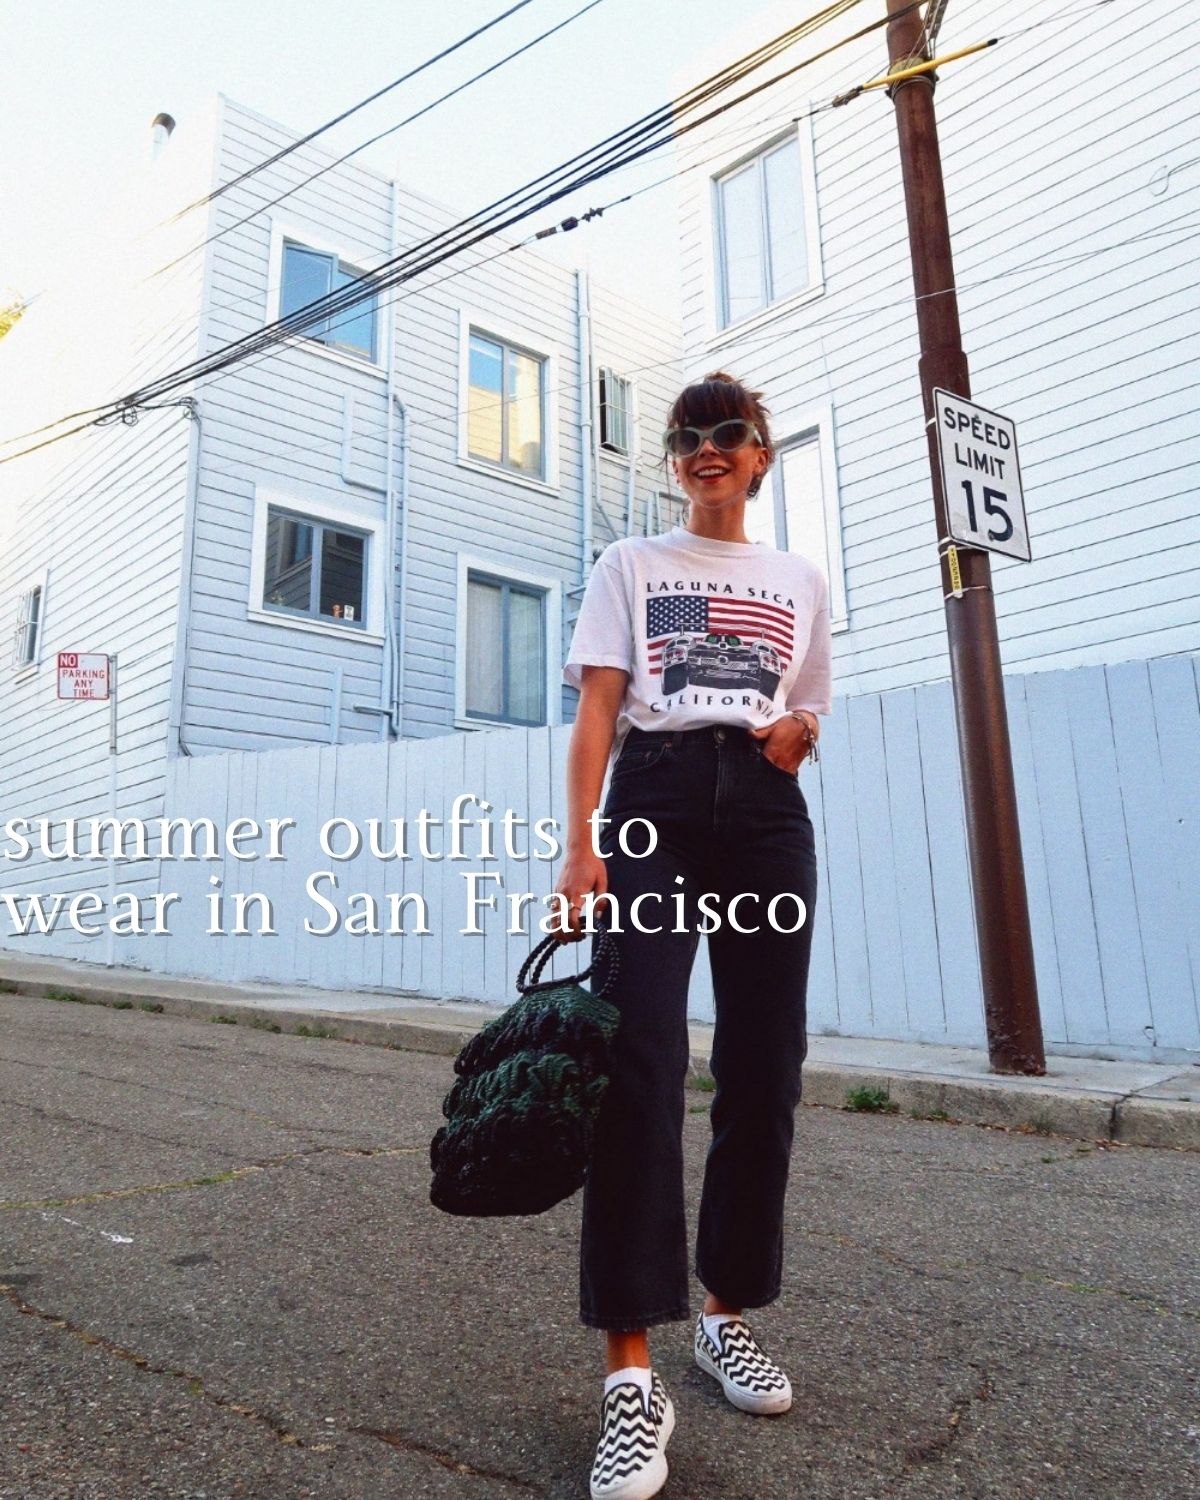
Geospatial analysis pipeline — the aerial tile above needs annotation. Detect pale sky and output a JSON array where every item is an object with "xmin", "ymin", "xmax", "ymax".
[{"xmin": 0, "ymin": 0, "xmax": 790, "ymax": 317}]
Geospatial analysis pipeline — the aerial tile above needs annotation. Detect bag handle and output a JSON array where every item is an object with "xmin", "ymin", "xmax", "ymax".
[{"xmin": 516, "ymin": 920, "xmax": 619, "ymax": 999}]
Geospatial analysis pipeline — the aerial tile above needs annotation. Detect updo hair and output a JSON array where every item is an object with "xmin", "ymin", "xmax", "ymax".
[{"xmin": 665, "ymin": 370, "xmax": 775, "ymax": 464}]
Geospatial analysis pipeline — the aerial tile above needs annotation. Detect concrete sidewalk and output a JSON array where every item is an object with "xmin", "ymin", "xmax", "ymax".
[{"xmin": 1, "ymin": 949, "xmax": 1196, "ymax": 1151}]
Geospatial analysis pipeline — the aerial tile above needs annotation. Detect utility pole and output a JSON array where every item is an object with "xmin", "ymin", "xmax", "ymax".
[{"xmin": 885, "ymin": 0, "xmax": 1045, "ymax": 1074}]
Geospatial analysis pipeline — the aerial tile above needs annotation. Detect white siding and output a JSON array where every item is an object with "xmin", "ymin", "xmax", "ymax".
[
  {"xmin": 182, "ymin": 99, "xmax": 684, "ymax": 751},
  {"xmin": 0, "ymin": 112, "xmax": 214, "ymax": 964},
  {"xmin": 675, "ymin": 0, "xmax": 1200, "ymax": 694}
]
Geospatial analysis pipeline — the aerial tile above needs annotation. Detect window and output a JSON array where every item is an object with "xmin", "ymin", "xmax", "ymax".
[
  {"xmin": 279, "ymin": 241, "xmax": 378, "ymax": 362},
  {"xmin": 744, "ymin": 410, "xmax": 847, "ymax": 629},
  {"xmin": 467, "ymin": 329, "xmax": 546, "ymax": 478},
  {"xmin": 262, "ymin": 506, "xmax": 369, "ymax": 628},
  {"xmin": 714, "ymin": 133, "xmax": 811, "ymax": 329},
  {"xmin": 12, "ymin": 580, "xmax": 44, "ymax": 670},
  {"xmin": 599, "ymin": 368, "xmax": 632, "ymax": 455},
  {"xmin": 464, "ymin": 571, "xmax": 547, "ymax": 726}
]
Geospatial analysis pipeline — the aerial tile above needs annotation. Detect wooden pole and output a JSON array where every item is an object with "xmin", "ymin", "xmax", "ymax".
[{"xmin": 885, "ymin": 0, "xmax": 1045, "ymax": 1073}]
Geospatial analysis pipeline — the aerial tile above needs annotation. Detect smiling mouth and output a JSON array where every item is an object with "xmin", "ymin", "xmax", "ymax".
[{"xmin": 693, "ymin": 467, "xmax": 730, "ymax": 479}]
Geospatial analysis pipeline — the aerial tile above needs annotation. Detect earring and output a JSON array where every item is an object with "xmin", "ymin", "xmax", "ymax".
[{"xmin": 747, "ymin": 474, "xmax": 763, "ymax": 499}]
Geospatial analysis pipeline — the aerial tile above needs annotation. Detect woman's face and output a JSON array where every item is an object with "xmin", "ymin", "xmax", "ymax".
[{"xmin": 671, "ymin": 423, "xmax": 769, "ymax": 513}]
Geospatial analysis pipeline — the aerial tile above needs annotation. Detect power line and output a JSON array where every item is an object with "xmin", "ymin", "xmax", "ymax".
[
  {"xmin": 102, "ymin": 0, "xmax": 898, "ymax": 408},
  {"xmin": 154, "ymin": 0, "xmax": 613, "ymax": 280},
  {"xmin": 0, "ymin": 0, "xmax": 877, "ymax": 457},
  {"xmin": 1, "ymin": 0, "xmax": 1143, "ymax": 465},
  {"xmin": 196, "ymin": 207, "xmax": 1200, "ymax": 493},
  {"xmin": 169, "ymin": 0, "xmax": 539, "ymax": 221}
]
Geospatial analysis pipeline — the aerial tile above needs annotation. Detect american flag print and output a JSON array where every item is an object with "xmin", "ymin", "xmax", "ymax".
[{"xmin": 645, "ymin": 593, "xmax": 795, "ymax": 678}]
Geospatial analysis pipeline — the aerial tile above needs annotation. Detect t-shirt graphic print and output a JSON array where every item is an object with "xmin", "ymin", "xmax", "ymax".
[
  {"xmin": 647, "ymin": 591, "xmax": 790, "ymax": 704},
  {"xmin": 563, "ymin": 524, "xmax": 832, "ymax": 763}
]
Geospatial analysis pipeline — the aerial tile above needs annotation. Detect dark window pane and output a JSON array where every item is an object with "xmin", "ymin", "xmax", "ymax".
[
  {"xmin": 329, "ymin": 262, "xmax": 377, "ymax": 359},
  {"xmin": 264, "ymin": 510, "xmax": 314, "ymax": 611},
  {"xmin": 466, "ymin": 578, "xmax": 504, "ymax": 715},
  {"xmin": 507, "ymin": 587, "xmax": 545, "ymax": 722},
  {"xmin": 319, "ymin": 529, "xmax": 366, "ymax": 623},
  {"xmin": 280, "ymin": 245, "xmax": 332, "ymax": 337}
]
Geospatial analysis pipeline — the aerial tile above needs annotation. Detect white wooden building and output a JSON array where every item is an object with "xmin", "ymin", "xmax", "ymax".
[
  {"xmin": 0, "ymin": 93, "xmax": 681, "ymax": 964},
  {"xmin": 665, "ymin": 0, "xmax": 1200, "ymax": 1058}
]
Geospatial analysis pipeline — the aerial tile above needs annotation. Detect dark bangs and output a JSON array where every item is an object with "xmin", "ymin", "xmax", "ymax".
[{"xmin": 667, "ymin": 376, "xmax": 756, "ymax": 432}]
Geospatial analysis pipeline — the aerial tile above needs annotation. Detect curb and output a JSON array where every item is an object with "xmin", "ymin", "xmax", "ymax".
[{"xmin": 4, "ymin": 977, "xmax": 1196, "ymax": 1152}]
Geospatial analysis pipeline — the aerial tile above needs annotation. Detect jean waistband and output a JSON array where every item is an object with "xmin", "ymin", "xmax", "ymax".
[{"xmin": 622, "ymin": 724, "xmax": 760, "ymax": 751}]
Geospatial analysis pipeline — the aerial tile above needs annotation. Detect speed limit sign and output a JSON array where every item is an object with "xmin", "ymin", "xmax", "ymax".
[{"xmin": 933, "ymin": 390, "xmax": 1031, "ymax": 562}]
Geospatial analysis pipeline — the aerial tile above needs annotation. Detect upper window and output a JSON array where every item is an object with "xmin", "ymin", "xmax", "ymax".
[
  {"xmin": 464, "ymin": 571, "xmax": 547, "ymax": 726},
  {"xmin": 262, "ymin": 505, "xmax": 369, "ymax": 628},
  {"xmin": 599, "ymin": 368, "xmax": 633, "ymax": 456},
  {"xmin": 714, "ymin": 135, "xmax": 810, "ymax": 329},
  {"xmin": 12, "ymin": 581, "xmax": 44, "ymax": 671},
  {"xmin": 743, "ymin": 414, "xmax": 846, "ymax": 630},
  {"xmin": 279, "ymin": 241, "xmax": 378, "ymax": 362},
  {"xmin": 467, "ymin": 330, "xmax": 546, "ymax": 479}
]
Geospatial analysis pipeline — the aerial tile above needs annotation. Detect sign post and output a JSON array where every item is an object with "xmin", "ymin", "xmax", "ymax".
[
  {"xmin": 57, "ymin": 652, "xmax": 119, "ymax": 965},
  {"xmin": 887, "ymin": 0, "xmax": 1045, "ymax": 1075}
]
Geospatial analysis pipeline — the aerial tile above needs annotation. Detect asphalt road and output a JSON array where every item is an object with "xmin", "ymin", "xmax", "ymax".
[{"xmin": 1, "ymin": 994, "xmax": 1197, "ymax": 1500}]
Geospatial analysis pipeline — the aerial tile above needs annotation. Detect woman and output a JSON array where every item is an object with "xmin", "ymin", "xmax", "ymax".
[{"xmin": 557, "ymin": 371, "xmax": 832, "ymax": 1500}]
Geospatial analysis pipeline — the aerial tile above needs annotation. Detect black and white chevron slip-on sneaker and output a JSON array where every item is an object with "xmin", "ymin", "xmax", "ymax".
[
  {"xmin": 589, "ymin": 1370, "xmax": 675, "ymax": 1500},
  {"xmin": 694, "ymin": 1313, "xmax": 792, "ymax": 1415}
]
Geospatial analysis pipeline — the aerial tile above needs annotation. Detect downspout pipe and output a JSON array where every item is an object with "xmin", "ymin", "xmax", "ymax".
[
  {"xmin": 392, "ymin": 391, "xmax": 409, "ymax": 737},
  {"xmin": 377, "ymin": 177, "xmax": 404, "ymax": 740},
  {"xmin": 574, "ymin": 267, "xmax": 594, "ymax": 590},
  {"xmin": 624, "ymin": 378, "xmax": 640, "ymax": 538},
  {"xmin": 170, "ymin": 397, "xmax": 202, "ymax": 756}
]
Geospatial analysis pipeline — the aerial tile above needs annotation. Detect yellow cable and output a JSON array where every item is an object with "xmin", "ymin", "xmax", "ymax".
[{"xmin": 833, "ymin": 39, "xmax": 996, "ymax": 106}]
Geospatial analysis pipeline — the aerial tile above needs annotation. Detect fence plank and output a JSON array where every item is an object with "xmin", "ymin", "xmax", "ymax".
[
  {"xmin": 1065, "ymin": 664, "xmax": 1154, "ymax": 1047},
  {"xmin": 1108, "ymin": 659, "xmax": 1199, "ymax": 1050},
  {"xmin": 1149, "ymin": 655, "xmax": 1200, "ymax": 1037},
  {"xmin": 1005, "ymin": 674, "xmax": 1068, "ymax": 1044},
  {"xmin": 848, "ymin": 693, "xmax": 907, "ymax": 1038},
  {"xmin": 880, "ymin": 687, "xmax": 947, "ymax": 1040},
  {"xmin": 818, "ymin": 697, "xmax": 872, "ymax": 1035},
  {"xmin": 913, "ymin": 681, "xmax": 982, "ymax": 1046},
  {"xmin": 1025, "ymin": 670, "xmax": 1107, "ymax": 1045}
]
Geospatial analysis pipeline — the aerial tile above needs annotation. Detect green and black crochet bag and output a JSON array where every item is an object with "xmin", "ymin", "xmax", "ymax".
[{"xmin": 429, "ymin": 924, "xmax": 620, "ymax": 1218}]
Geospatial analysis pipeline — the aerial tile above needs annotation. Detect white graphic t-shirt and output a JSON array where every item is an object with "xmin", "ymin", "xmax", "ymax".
[{"xmin": 563, "ymin": 524, "xmax": 832, "ymax": 763}]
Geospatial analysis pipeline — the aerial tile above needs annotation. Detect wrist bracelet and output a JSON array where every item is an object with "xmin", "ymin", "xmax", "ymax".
[{"xmin": 786, "ymin": 710, "xmax": 820, "ymax": 763}]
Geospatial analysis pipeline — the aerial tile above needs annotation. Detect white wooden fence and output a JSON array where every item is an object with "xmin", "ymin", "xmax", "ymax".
[{"xmin": 131, "ymin": 652, "xmax": 1200, "ymax": 1062}]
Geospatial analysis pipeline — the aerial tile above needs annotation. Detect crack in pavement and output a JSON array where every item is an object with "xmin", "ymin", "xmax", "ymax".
[
  {"xmin": 1, "ymin": 1143, "xmax": 424, "ymax": 1210},
  {"xmin": 351, "ymin": 1426, "xmax": 548, "ymax": 1495},
  {"xmin": 0, "ymin": 1280, "xmax": 329, "ymax": 1452},
  {"xmin": 1, "ymin": 1095, "xmax": 254, "ymax": 1162},
  {"xmin": 903, "ymin": 1368, "xmax": 994, "ymax": 1465}
]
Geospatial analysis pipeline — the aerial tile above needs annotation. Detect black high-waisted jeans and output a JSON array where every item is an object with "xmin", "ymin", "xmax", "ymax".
[{"xmin": 579, "ymin": 723, "xmax": 819, "ymax": 1331}]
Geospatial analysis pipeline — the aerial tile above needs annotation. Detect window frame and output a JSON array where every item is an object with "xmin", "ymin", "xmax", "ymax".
[
  {"xmin": 744, "ymin": 400, "xmax": 848, "ymax": 633},
  {"xmin": 454, "ymin": 552, "xmax": 563, "ymax": 729},
  {"xmin": 598, "ymin": 367, "xmax": 633, "ymax": 457},
  {"xmin": 11, "ymin": 567, "xmax": 48, "ymax": 678},
  {"xmin": 456, "ymin": 309, "xmax": 559, "ymax": 493},
  {"xmin": 266, "ymin": 219, "xmax": 387, "ymax": 378},
  {"xmin": 248, "ymin": 487, "xmax": 386, "ymax": 642},
  {"xmin": 705, "ymin": 118, "xmax": 824, "ymax": 345}
]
